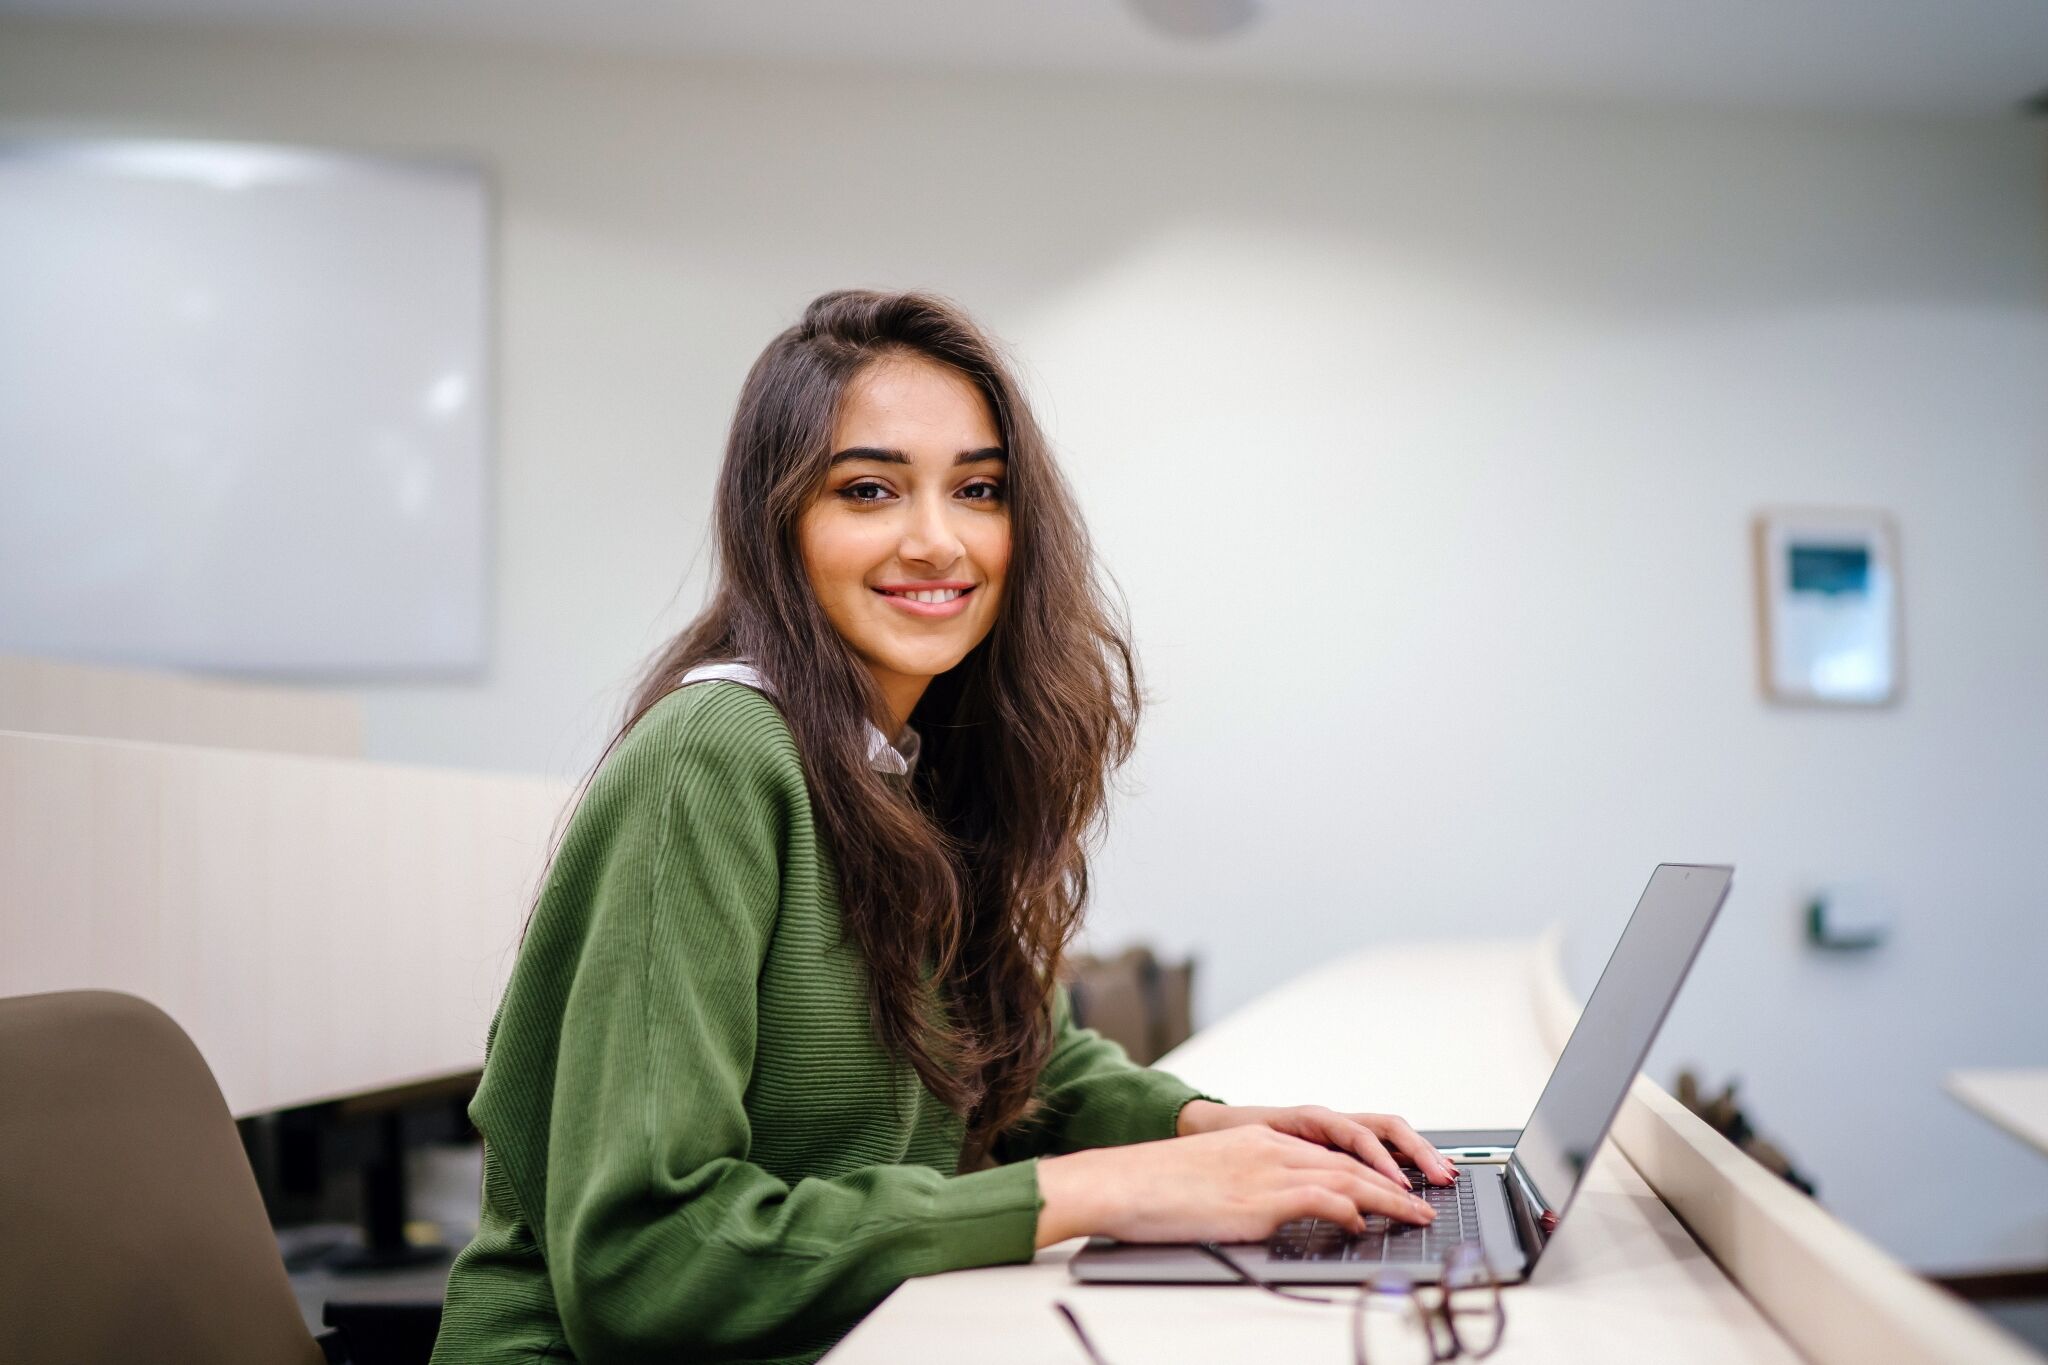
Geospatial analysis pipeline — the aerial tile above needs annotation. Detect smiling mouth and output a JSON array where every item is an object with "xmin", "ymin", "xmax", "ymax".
[{"xmin": 871, "ymin": 584, "xmax": 977, "ymax": 617}]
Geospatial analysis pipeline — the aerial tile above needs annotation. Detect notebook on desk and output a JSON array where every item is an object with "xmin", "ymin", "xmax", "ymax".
[{"xmin": 1068, "ymin": 862, "xmax": 1734, "ymax": 1287}]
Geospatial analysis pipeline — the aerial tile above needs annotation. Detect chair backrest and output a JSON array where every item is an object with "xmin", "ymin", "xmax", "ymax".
[
  {"xmin": 1065, "ymin": 946, "xmax": 1194, "ymax": 1066},
  {"xmin": 0, "ymin": 990, "xmax": 326, "ymax": 1365}
]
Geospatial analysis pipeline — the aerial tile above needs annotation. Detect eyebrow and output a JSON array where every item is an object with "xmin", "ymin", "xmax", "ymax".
[{"xmin": 828, "ymin": 445, "xmax": 1007, "ymax": 468}]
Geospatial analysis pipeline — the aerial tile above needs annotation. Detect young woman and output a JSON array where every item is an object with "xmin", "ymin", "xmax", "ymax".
[{"xmin": 430, "ymin": 290, "xmax": 1454, "ymax": 1365}]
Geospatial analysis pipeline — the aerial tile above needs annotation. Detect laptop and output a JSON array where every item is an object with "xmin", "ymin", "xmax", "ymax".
[{"xmin": 1068, "ymin": 862, "xmax": 1734, "ymax": 1286}]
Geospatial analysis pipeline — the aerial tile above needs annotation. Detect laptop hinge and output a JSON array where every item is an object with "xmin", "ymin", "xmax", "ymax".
[{"xmin": 1503, "ymin": 1154, "xmax": 1554, "ymax": 1266}]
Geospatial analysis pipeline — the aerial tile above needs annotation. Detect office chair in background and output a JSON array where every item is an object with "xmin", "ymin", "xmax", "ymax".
[{"xmin": 1065, "ymin": 945, "xmax": 1195, "ymax": 1065}]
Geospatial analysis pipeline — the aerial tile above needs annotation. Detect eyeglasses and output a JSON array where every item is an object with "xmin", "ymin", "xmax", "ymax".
[
  {"xmin": 1053, "ymin": 1242, "xmax": 1505, "ymax": 1365},
  {"xmin": 1348, "ymin": 1244, "xmax": 1506, "ymax": 1365}
]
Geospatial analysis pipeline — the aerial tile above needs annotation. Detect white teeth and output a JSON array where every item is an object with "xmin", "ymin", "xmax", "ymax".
[{"xmin": 881, "ymin": 587, "xmax": 966, "ymax": 603}]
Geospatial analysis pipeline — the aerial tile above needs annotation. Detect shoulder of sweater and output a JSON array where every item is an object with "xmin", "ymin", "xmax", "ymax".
[{"xmin": 607, "ymin": 679, "xmax": 804, "ymax": 788}]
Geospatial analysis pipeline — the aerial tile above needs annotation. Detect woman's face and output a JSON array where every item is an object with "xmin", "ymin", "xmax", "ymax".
[{"xmin": 799, "ymin": 352, "xmax": 1010, "ymax": 727}]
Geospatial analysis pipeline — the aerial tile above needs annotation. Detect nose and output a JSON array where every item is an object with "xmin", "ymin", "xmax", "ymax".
[{"xmin": 897, "ymin": 487, "xmax": 965, "ymax": 569}]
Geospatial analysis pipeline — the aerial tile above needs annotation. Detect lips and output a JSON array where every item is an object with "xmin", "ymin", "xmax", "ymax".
[{"xmin": 873, "ymin": 583, "xmax": 976, "ymax": 618}]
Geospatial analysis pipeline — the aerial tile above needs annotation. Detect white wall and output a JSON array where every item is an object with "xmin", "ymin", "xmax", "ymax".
[{"xmin": 4, "ymin": 18, "xmax": 2044, "ymax": 1273}]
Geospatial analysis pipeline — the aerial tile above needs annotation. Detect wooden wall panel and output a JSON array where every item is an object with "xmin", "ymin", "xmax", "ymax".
[
  {"xmin": 0, "ymin": 729, "xmax": 565, "ymax": 1115},
  {"xmin": 0, "ymin": 654, "xmax": 363, "ymax": 756}
]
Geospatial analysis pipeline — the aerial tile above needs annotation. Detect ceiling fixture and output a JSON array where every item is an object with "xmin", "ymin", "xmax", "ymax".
[{"xmin": 1125, "ymin": 0, "xmax": 1263, "ymax": 42}]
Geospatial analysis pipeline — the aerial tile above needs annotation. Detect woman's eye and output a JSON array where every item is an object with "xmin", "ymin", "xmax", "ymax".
[
  {"xmin": 961, "ymin": 480, "xmax": 1005, "ymax": 503},
  {"xmin": 839, "ymin": 481, "xmax": 892, "ymax": 503}
]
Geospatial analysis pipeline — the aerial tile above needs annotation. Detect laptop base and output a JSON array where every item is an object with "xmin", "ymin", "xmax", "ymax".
[{"xmin": 1068, "ymin": 1164, "xmax": 1527, "ymax": 1286}]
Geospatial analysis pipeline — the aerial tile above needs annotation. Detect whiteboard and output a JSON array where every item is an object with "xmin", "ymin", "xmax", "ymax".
[{"xmin": 0, "ymin": 140, "xmax": 490, "ymax": 676}]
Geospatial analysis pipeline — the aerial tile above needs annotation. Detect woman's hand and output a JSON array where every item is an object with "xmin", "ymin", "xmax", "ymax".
[
  {"xmin": 1033, "ymin": 1127, "xmax": 1437, "ymax": 1250},
  {"xmin": 1175, "ymin": 1101, "xmax": 1458, "ymax": 1188}
]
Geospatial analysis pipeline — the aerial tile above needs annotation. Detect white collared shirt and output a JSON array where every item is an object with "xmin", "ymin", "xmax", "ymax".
[{"xmin": 676, "ymin": 660, "xmax": 921, "ymax": 778}]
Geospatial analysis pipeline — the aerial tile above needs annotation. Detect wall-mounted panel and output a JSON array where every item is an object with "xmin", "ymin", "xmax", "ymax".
[{"xmin": 0, "ymin": 139, "xmax": 490, "ymax": 676}]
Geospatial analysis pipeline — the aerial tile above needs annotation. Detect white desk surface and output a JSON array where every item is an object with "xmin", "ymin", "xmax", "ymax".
[
  {"xmin": 1947, "ymin": 1069, "xmax": 2048, "ymax": 1160},
  {"xmin": 828, "ymin": 939, "xmax": 1799, "ymax": 1364}
]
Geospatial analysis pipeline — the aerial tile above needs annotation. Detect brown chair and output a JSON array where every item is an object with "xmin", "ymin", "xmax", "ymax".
[
  {"xmin": 1065, "ymin": 946, "xmax": 1194, "ymax": 1066},
  {"xmin": 0, "ymin": 989, "xmax": 330, "ymax": 1365}
]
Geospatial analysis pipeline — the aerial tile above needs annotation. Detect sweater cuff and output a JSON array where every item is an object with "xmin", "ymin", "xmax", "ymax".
[
  {"xmin": 1167, "ymin": 1089, "xmax": 1228, "ymax": 1139},
  {"xmin": 911, "ymin": 1158, "xmax": 1043, "ymax": 1275},
  {"xmin": 1131, "ymin": 1071, "xmax": 1225, "ymax": 1144}
]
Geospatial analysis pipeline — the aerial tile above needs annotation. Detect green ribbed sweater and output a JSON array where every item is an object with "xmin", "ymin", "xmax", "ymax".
[{"xmin": 430, "ymin": 681, "xmax": 1206, "ymax": 1365}]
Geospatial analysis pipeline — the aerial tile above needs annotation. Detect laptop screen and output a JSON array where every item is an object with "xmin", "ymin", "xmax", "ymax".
[{"xmin": 1510, "ymin": 864, "xmax": 1733, "ymax": 1226}]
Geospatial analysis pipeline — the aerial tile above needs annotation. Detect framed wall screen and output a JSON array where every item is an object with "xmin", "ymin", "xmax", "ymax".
[
  {"xmin": 0, "ymin": 139, "xmax": 491, "ymax": 677},
  {"xmin": 1753, "ymin": 508, "xmax": 1902, "ymax": 707}
]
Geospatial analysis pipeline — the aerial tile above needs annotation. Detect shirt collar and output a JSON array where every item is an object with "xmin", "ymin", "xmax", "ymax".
[{"xmin": 675, "ymin": 659, "xmax": 919, "ymax": 778}]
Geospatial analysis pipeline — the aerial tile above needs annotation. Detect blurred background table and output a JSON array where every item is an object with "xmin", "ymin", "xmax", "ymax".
[{"xmin": 1948, "ymin": 1070, "xmax": 2048, "ymax": 1161}]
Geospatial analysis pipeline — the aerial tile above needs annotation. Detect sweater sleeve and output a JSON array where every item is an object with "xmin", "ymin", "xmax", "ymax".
[
  {"xmin": 530, "ymin": 693, "xmax": 1041, "ymax": 1363},
  {"xmin": 994, "ymin": 984, "xmax": 1219, "ymax": 1162}
]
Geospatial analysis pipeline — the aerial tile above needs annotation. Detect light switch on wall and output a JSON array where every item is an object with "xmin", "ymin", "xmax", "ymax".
[{"xmin": 1804, "ymin": 887, "xmax": 1892, "ymax": 951}]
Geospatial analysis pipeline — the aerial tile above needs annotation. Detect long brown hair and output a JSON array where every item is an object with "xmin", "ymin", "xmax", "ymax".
[{"xmin": 607, "ymin": 289, "xmax": 1139, "ymax": 1153}]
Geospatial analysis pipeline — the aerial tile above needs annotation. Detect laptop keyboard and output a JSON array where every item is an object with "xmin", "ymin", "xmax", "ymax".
[{"xmin": 1266, "ymin": 1171, "xmax": 1480, "ymax": 1263}]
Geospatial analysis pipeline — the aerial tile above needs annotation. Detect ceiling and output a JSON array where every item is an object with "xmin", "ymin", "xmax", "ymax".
[{"xmin": 5, "ymin": 0, "xmax": 2048, "ymax": 116}]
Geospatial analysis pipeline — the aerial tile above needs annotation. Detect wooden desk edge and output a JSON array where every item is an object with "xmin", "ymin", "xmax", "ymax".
[
  {"xmin": 1534, "ymin": 927, "xmax": 2035, "ymax": 1365},
  {"xmin": 1946, "ymin": 1071, "xmax": 2048, "ymax": 1161}
]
